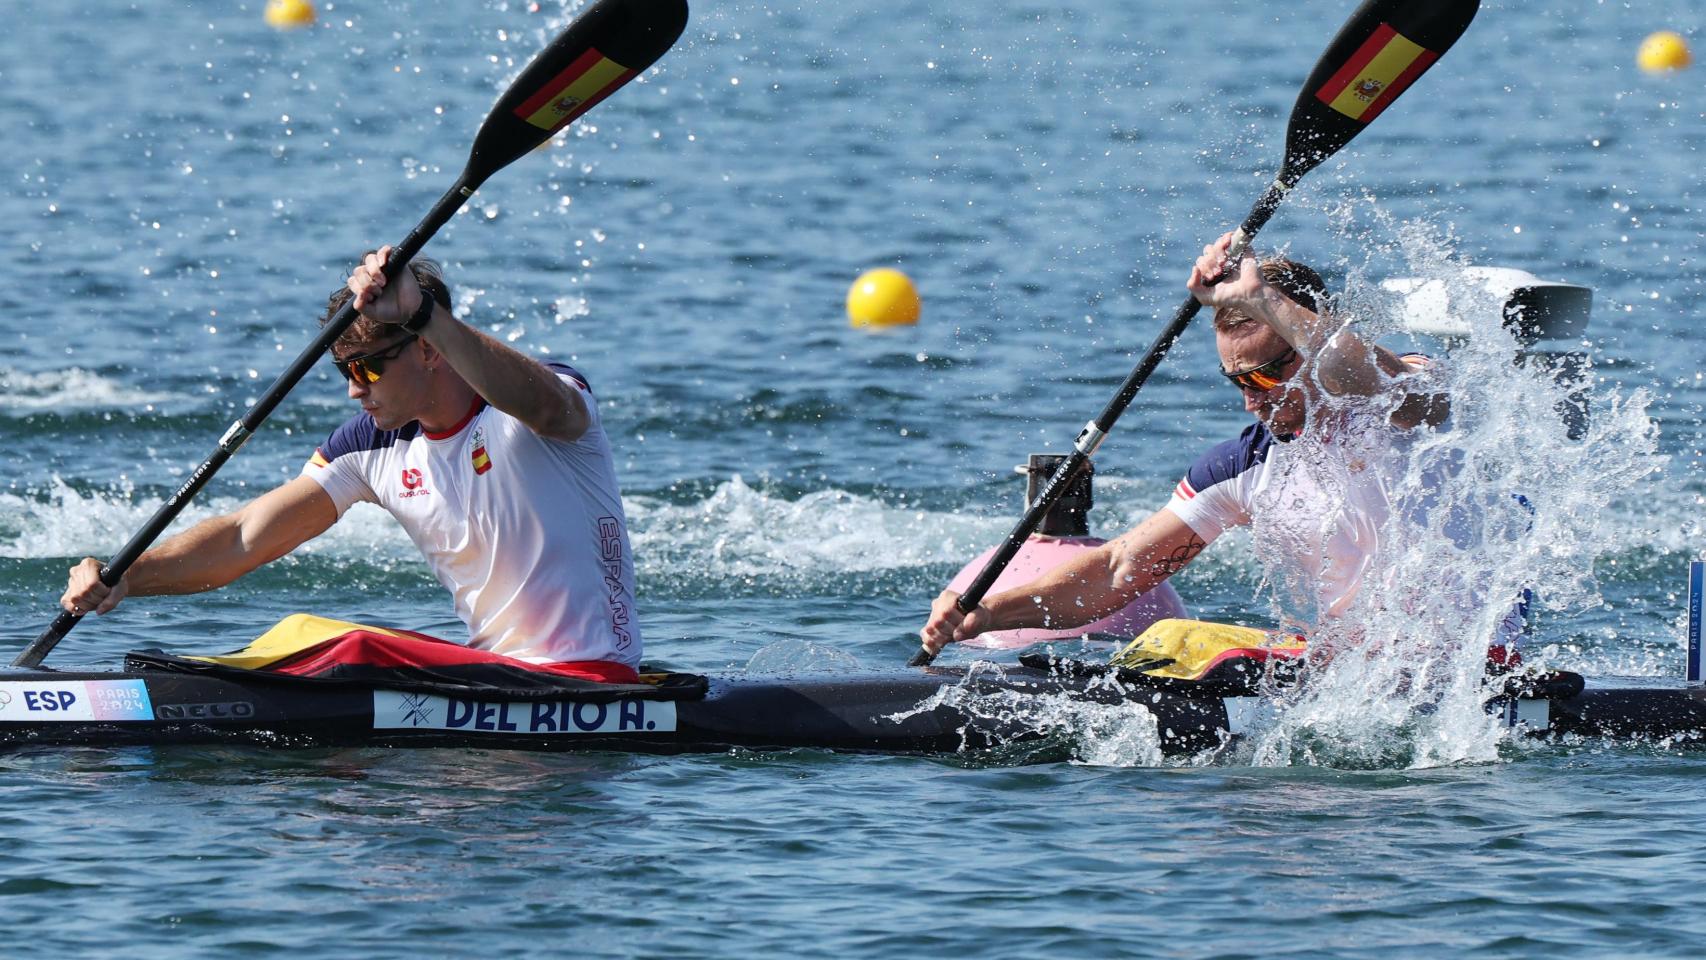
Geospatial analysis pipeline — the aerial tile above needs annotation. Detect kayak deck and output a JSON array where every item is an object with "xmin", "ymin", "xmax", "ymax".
[{"xmin": 0, "ymin": 666, "xmax": 1701, "ymax": 757}]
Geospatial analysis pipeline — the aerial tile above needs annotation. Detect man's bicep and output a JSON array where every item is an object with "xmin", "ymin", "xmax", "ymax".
[
  {"xmin": 1111, "ymin": 509, "xmax": 1211, "ymax": 588},
  {"xmin": 553, "ymin": 374, "xmax": 593, "ymax": 442},
  {"xmin": 1140, "ymin": 509, "xmax": 1210, "ymax": 579},
  {"xmin": 235, "ymin": 476, "xmax": 340, "ymax": 561}
]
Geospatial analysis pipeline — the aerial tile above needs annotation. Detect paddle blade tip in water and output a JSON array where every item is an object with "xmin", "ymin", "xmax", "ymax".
[
  {"xmin": 1279, "ymin": 0, "xmax": 1480, "ymax": 184},
  {"xmin": 464, "ymin": 0, "xmax": 690, "ymax": 185}
]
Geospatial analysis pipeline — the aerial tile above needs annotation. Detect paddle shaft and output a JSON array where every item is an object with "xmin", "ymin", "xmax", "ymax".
[{"xmin": 17, "ymin": 0, "xmax": 689, "ymax": 669}]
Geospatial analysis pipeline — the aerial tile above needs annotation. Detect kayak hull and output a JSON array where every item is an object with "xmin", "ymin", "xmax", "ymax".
[
  {"xmin": 0, "ymin": 665, "xmax": 1230, "ymax": 755},
  {"xmin": 0, "ymin": 667, "xmax": 1700, "ymax": 757}
]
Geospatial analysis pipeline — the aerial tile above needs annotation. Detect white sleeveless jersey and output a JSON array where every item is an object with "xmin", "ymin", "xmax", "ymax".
[{"xmin": 302, "ymin": 364, "xmax": 641, "ymax": 667}]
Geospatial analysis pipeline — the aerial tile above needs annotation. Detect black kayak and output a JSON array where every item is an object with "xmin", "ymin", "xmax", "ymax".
[{"xmin": 1, "ymin": 658, "xmax": 1704, "ymax": 757}]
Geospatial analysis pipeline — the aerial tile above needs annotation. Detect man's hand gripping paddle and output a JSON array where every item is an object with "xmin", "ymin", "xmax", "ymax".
[
  {"xmin": 911, "ymin": 0, "xmax": 1481, "ymax": 666},
  {"xmin": 16, "ymin": 0, "xmax": 689, "ymax": 669}
]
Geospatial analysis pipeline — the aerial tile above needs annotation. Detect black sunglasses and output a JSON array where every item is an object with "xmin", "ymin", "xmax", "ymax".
[
  {"xmin": 1221, "ymin": 347, "xmax": 1298, "ymax": 392},
  {"xmin": 334, "ymin": 334, "xmax": 419, "ymax": 384}
]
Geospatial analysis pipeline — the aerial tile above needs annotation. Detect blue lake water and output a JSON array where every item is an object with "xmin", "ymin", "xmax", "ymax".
[{"xmin": 2, "ymin": 0, "xmax": 1705, "ymax": 955}]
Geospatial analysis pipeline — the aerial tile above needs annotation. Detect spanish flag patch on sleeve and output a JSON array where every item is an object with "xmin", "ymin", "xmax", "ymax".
[{"xmin": 471, "ymin": 427, "xmax": 491, "ymax": 476}]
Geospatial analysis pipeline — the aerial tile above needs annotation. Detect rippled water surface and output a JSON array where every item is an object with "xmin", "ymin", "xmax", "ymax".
[{"xmin": 3, "ymin": 0, "xmax": 1705, "ymax": 955}]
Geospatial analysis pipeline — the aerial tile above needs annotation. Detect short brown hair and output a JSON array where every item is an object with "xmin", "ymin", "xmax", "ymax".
[
  {"xmin": 322, "ymin": 255, "xmax": 453, "ymax": 350},
  {"xmin": 1212, "ymin": 257, "xmax": 1328, "ymax": 332}
]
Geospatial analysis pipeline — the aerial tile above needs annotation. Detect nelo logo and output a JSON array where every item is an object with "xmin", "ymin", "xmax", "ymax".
[
  {"xmin": 156, "ymin": 701, "xmax": 256, "ymax": 720},
  {"xmin": 400, "ymin": 468, "xmax": 430, "ymax": 498}
]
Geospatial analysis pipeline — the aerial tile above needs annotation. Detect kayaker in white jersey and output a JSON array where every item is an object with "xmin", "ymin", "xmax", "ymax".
[
  {"xmin": 61, "ymin": 246, "xmax": 643, "ymax": 681},
  {"xmin": 921, "ymin": 231, "xmax": 1525, "ymax": 663}
]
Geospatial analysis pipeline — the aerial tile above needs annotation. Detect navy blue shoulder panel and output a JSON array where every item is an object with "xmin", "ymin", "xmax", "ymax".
[
  {"xmin": 1184, "ymin": 422, "xmax": 1275, "ymax": 494},
  {"xmin": 545, "ymin": 361, "xmax": 592, "ymax": 394},
  {"xmin": 317, "ymin": 411, "xmax": 420, "ymax": 462}
]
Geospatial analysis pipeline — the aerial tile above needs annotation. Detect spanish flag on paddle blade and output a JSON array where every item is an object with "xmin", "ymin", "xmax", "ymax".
[
  {"xmin": 1313, "ymin": 23, "xmax": 1439, "ymax": 123},
  {"xmin": 512, "ymin": 47, "xmax": 636, "ymax": 135}
]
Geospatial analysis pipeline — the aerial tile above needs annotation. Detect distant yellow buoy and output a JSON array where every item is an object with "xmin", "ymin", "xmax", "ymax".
[
  {"xmin": 1637, "ymin": 31, "xmax": 1692, "ymax": 73},
  {"xmin": 264, "ymin": 0, "xmax": 316, "ymax": 30},
  {"xmin": 847, "ymin": 268, "xmax": 920, "ymax": 329}
]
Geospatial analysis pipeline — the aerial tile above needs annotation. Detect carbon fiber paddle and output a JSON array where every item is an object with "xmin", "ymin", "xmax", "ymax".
[
  {"xmin": 911, "ymin": 0, "xmax": 1481, "ymax": 666},
  {"xmin": 17, "ymin": 0, "xmax": 690, "ymax": 669}
]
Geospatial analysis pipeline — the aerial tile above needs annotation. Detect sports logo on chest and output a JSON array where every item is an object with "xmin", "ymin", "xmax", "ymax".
[
  {"xmin": 471, "ymin": 425, "xmax": 492, "ymax": 476},
  {"xmin": 399, "ymin": 467, "xmax": 431, "ymax": 499}
]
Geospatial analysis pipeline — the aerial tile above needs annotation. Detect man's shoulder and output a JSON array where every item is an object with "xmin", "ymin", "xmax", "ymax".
[
  {"xmin": 313, "ymin": 412, "xmax": 421, "ymax": 465},
  {"xmin": 1178, "ymin": 422, "xmax": 1275, "ymax": 497},
  {"xmin": 544, "ymin": 361, "xmax": 592, "ymax": 394}
]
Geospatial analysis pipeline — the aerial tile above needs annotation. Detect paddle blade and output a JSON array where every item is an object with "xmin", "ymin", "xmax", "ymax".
[
  {"xmin": 1279, "ymin": 0, "xmax": 1479, "ymax": 185},
  {"xmin": 464, "ymin": 0, "xmax": 689, "ymax": 187}
]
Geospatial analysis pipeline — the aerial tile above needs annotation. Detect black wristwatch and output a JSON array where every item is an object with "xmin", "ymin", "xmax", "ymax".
[{"xmin": 401, "ymin": 293, "xmax": 437, "ymax": 333}]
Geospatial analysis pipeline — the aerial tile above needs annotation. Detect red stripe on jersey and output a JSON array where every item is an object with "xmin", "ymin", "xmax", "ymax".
[{"xmin": 424, "ymin": 397, "xmax": 490, "ymax": 440}]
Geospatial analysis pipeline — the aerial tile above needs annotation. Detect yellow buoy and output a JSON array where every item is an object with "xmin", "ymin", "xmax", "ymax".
[
  {"xmin": 846, "ymin": 268, "xmax": 921, "ymax": 329},
  {"xmin": 1637, "ymin": 31, "xmax": 1692, "ymax": 73},
  {"xmin": 264, "ymin": 0, "xmax": 316, "ymax": 30}
]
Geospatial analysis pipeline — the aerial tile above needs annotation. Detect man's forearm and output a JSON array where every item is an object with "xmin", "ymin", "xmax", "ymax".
[
  {"xmin": 983, "ymin": 545, "xmax": 1166, "ymax": 632},
  {"xmin": 1253, "ymin": 289, "xmax": 1404, "ymax": 398},
  {"xmin": 126, "ymin": 516, "xmax": 257, "ymax": 596}
]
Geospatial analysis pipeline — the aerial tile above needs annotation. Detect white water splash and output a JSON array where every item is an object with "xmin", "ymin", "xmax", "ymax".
[
  {"xmin": 0, "ymin": 480, "xmax": 415, "ymax": 561},
  {"xmin": 890, "ymin": 662, "xmax": 1168, "ymax": 766},
  {"xmin": 743, "ymin": 638, "xmax": 864, "ymax": 674},
  {"xmin": 0, "ymin": 474, "xmax": 1003, "ymax": 581},
  {"xmin": 625, "ymin": 475, "xmax": 998, "ymax": 578},
  {"xmin": 0, "ymin": 367, "xmax": 179, "ymax": 413},
  {"xmin": 1234, "ymin": 208, "xmax": 1667, "ymax": 769}
]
